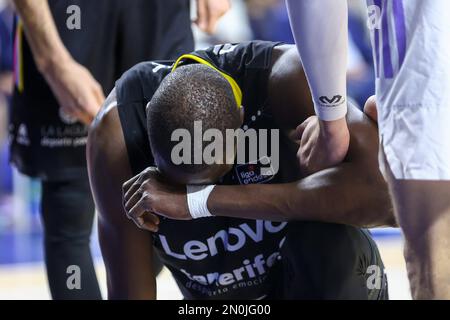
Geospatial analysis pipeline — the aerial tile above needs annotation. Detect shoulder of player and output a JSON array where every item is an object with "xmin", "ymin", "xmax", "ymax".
[
  {"xmin": 266, "ymin": 45, "xmax": 314, "ymax": 130},
  {"xmin": 87, "ymin": 87, "xmax": 130, "ymax": 180},
  {"xmin": 116, "ymin": 61, "xmax": 169, "ymax": 104},
  {"xmin": 89, "ymin": 87, "xmax": 118, "ymax": 142},
  {"xmin": 87, "ymin": 88, "xmax": 134, "ymax": 221},
  {"xmin": 269, "ymin": 44, "xmax": 301, "ymax": 75},
  {"xmin": 267, "ymin": 44, "xmax": 310, "ymax": 101},
  {"xmin": 120, "ymin": 61, "xmax": 157, "ymax": 81}
]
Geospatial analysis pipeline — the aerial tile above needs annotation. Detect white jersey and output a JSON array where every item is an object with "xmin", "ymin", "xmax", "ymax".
[{"xmin": 367, "ymin": 0, "xmax": 450, "ymax": 180}]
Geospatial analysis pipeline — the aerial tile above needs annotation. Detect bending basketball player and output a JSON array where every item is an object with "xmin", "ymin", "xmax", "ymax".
[{"xmin": 88, "ymin": 41, "xmax": 394, "ymax": 299}]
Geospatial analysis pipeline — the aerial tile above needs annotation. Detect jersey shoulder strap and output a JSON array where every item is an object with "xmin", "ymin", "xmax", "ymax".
[
  {"xmin": 190, "ymin": 41, "xmax": 282, "ymax": 117},
  {"xmin": 193, "ymin": 41, "xmax": 280, "ymax": 81}
]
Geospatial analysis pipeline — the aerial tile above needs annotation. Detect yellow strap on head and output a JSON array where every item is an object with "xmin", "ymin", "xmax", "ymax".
[{"xmin": 172, "ymin": 54, "xmax": 242, "ymax": 108}]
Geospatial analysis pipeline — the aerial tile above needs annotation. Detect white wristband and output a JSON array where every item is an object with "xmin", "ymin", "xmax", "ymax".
[
  {"xmin": 186, "ymin": 185, "xmax": 216, "ymax": 219},
  {"xmin": 314, "ymin": 99, "xmax": 347, "ymax": 122}
]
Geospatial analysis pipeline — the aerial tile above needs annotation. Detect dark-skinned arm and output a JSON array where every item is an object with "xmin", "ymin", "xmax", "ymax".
[
  {"xmin": 208, "ymin": 105, "xmax": 395, "ymax": 227},
  {"xmin": 208, "ymin": 47, "xmax": 394, "ymax": 228},
  {"xmin": 87, "ymin": 89, "xmax": 158, "ymax": 299}
]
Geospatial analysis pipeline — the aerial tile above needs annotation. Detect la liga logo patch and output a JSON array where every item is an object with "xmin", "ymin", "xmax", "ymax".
[{"xmin": 235, "ymin": 156, "xmax": 275, "ymax": 185}]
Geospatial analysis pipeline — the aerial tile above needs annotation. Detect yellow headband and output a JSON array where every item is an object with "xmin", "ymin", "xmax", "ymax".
[{"xmin": 172, "ymin": 54, "xmax": 242, "ymax": 108}]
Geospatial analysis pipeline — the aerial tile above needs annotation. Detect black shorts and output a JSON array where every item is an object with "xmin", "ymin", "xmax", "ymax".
[
  {"xmin": 269, "ymin": 222, "xmax": 388, "ymax": 300},
  {"xmin": 9, "ymin": 0, "xmax": 194, "ymax": 180}
]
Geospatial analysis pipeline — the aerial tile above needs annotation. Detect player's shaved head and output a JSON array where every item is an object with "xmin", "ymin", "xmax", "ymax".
[{"xmin": 146, "ymin": 64, "xmax": 241, "ymax": 184}]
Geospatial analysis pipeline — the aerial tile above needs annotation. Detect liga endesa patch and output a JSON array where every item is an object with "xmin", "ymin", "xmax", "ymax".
[{"xmin": 235, "ymin": 156, "xmax": 275, "ymax": 185}]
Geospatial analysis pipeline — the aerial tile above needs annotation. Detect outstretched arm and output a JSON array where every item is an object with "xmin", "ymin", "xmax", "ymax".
[
  {"xmin": 122, "ymin": 105, "xmax": 394, "ymax": 229},
  {"xmin": 208, "ymin": 105, "xmax": 394, "ymax": 227}
]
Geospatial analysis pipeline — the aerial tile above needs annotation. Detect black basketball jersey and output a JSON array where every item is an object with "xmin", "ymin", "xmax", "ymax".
[{"xmin": 117, "ymin": 41, "xmax": 293, "ymax": 300}]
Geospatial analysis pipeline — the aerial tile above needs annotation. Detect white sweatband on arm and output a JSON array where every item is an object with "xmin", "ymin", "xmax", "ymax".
[
  {"xmin": 186, "ymin": 185, "xmax": 216, "ymax": 219},
  {"xmin": 286, "ymin": 0, "xmax": 348, "ymax": 121}
]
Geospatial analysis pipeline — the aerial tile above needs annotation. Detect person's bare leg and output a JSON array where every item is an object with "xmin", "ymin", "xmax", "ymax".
[
  {"xmin": 380, "ymin": 145, "xmax": 450, "ymax": 299},
  {"xmin": 368, "ymin": 98, "xmax": 450, "ymax": 299},
  {"xmin": 389, "ymin": 179, "xmax": 450, "ymax": 299}
]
